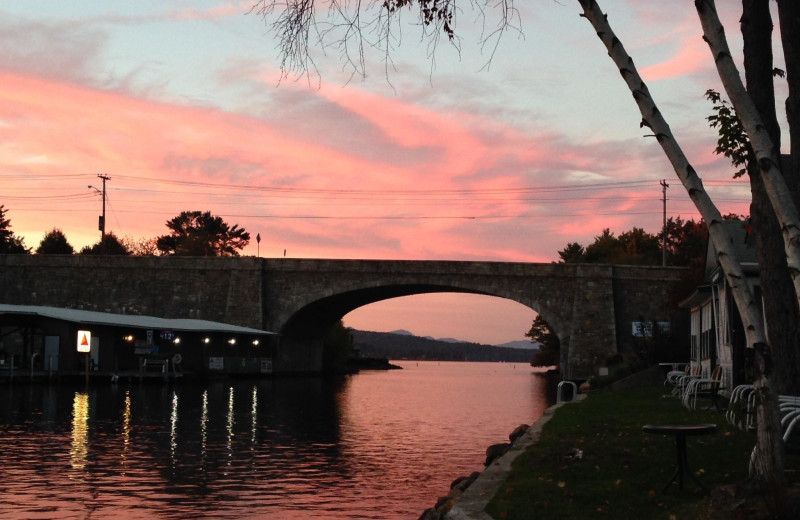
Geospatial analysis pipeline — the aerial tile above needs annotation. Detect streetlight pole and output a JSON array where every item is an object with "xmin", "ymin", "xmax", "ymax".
[
  {"xmin": 89, "ymin": 174, "xmax": 110, "ymax": 239},
  {"xmin": 660, "ymin": 179, "xmax": 669, "ymax": 266}
]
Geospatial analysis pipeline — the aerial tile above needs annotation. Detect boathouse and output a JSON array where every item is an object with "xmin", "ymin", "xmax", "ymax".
[{"xmin": 0, "ymin": 304, "xmax": 278, "ymax": 380}]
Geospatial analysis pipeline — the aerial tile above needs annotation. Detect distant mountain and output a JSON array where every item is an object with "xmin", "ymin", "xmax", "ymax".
[
  {"xmin": 436, "ymin": 337, "xmax": 464, "ymax": 344},
  {"xmin": 388, "ymin": 329, "xmax": 534, "ymax": 348},
  {"xmin": 497, "ymin": 340, "xmax": 539, "ymax": 350},
  {"xmin": 352, "ymin": 330, "xmax": 534, "ymax": 363}
]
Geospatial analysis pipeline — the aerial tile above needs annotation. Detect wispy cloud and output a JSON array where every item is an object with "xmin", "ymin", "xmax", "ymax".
[{"xmin": 2, "ymin": 66, "xmax": 729, "ymax": 262}]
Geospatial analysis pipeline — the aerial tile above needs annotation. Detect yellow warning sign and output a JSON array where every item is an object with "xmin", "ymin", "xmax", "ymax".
[{"xmin": 77, "ymin": 330, "xmax": 91, "ymax": 353}]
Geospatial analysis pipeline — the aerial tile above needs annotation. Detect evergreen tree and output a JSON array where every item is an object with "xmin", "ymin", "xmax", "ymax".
[
  {"xmin": 0, "ymin": 205, "xmax": 29, "ymax": 254},
  {"xmin": 36, "ymin": 228, "xmax": 74, "ymax": 255},
  {"xmin": 557, "ymin": 242, "xmax": 584, "ymax": 263},
  {"xmin": 582, "ymin": 228, "xmax": 617, "ymax": 264},
  {"xmin": 80, "ymin": 232, "xmax": 130, "ymax": 255}
]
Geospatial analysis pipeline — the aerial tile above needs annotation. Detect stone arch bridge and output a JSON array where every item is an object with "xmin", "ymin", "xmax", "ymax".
[{"xmin": 0, "ymin": 255, "xmax": 686, "ymax": 379}]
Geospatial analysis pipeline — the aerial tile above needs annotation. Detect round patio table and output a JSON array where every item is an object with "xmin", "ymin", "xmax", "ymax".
[{"xmin": 642, "ymin": 423, "xmax": 717, "ymax": 493}]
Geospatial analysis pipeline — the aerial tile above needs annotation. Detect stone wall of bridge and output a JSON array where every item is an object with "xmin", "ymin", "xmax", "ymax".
[
  {"xmin": 0, "ymin": 255, "xmax": 687, "ymax": 378},
  {"xmin": 0, "ymin": 255, "xmax": 263, "ymax": 327}
]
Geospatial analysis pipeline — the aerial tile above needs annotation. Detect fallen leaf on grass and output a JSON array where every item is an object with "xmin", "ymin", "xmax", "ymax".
[
  {"xmin": 557, "ymin": 481, "xmax": 566, "ymax": 488},
  {"xmin": 614, "ymin": 479, "xmax": 622, "ymax": 486}
]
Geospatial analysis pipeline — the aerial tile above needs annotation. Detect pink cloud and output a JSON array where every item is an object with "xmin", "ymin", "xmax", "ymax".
[
  {"xmin": 0, "ymin": 65, "xmax": 728, "ymax": 265},
  {"xmin": 639, "ymin": 35, "xmax": 709, "ymax": 81}
]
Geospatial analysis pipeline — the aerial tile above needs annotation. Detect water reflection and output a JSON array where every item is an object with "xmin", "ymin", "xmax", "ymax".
[
  {"xmin": 0, "ymin": 362, "xmax": 549, "ymax": 519},
  {"xmin": 170, "ymin": 391, "xmax": 178, "ymax": 464},
  {"xmin": 121, "ymin": 390, "xmax": 132, "ymax": 474},
  {"xmin": 69, "ymin": 392, "xmax": 89, "ymax": 474},
  {"xmin": 251, "ymin": 385, "xmax": 258, "ymax": 446},
  {"xmin": 226, "ymin": 385, "xmax": 234, "ymax": 471}
]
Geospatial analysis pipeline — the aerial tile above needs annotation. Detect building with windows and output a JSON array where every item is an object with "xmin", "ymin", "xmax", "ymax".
[
  {"xmin": 0, "ymin": 304, "xmax": 278, "ymax": 381},
  {"xmin": 679, "ymin": 221, "xmax": 758, "ymax": 393}
]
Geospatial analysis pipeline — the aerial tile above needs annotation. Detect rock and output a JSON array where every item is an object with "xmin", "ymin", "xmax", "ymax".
[
  {"xmin": 417, "ymin": 507, "xmax": 443, "ymax": 520},
  {"xmin": 434, "ymin": 495, "xmax": 451, "ymax": 509},
  {"xmin": 435, "ymin": 496, "xmax": 456, "ymax": 515},
  {"xmin": 450, "ymin": 471, "xmax": 481, "ymax": 492},
  {"xmin": 509, "ymin": 424, "xmax": 530, "ymax": 444},
  {"xmin": 485, "ymin": 442, "xmax": 511, "ymax": 466}
]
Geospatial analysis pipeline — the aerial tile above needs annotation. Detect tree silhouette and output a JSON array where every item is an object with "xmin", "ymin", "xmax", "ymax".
[
  {"xmin": 156, "ymin": 211, "xmax": 250, "ymax": 257},
  {"xmin": 80, "ymin": 232, "xmax": 130, "ymax": 255},
  {"xmin": 525, "ymin": 315, "xmax": 560, "ymax": 368},
  {"xmin": 0, "ymin": 205, "xmax": 29, "ymax": 254},
  {"xmin": 36, "ymin": 228, "xmax": 74, "ymax": 254}
]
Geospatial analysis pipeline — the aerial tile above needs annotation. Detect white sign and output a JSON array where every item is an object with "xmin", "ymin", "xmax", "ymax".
[
  {"xmin": 77, "ymin": 330, "xmax": 91, "ymax": 353},
  {"xmin": 632, "ymin": 321, "xmax": 671, "ymax": 338}
]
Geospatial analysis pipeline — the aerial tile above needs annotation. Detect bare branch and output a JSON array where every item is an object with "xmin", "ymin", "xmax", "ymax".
[{"xmin": 251, "ymin": 1, "xmax": 520, "ymax": 81}]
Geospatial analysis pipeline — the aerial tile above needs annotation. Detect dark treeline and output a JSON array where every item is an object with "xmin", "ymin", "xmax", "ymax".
[
  {"xmin": 351, "ymin": 330, "xmax": 535, "ymax": 363},
  {"xmin": 0, "ymin": 206, "xmax": 250, "ymax": 257},
  {"xmin": 556, "ymin": 216, "xmax": 717, "ymax": 268}
]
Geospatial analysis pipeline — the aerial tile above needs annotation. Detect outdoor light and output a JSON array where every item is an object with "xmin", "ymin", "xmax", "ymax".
[
  {"xmin": 203, "ymin": 337, "xmax": 211, "ymax": 344},
  {"xmin": 228, "ymin": 338, "xmax": 237, "ymax": 346},
  {"xmin": 252, "ymin": 339, "xmax": 260, "ymax": 346},
  {"xmin": 173, "ymin": 337, "xmax": 181, "ymax": 345},
  {"xmin": 123, "ymin": 335, "xmax": 134, "ymax": 342}
]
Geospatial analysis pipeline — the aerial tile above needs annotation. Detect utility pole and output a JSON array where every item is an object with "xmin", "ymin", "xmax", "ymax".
[
  {"xmin": 660, "ymin": 179, "xmax": 669, "ymax": 266},
  {"xmin": 89, "ymin": 174, "xmax": 110, "ymax": 239}
]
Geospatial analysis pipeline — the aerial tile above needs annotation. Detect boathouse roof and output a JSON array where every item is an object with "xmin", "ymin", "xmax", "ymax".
[{"xmin": 0, "ymin": 304, "xmax": 277, "ymax": 335}]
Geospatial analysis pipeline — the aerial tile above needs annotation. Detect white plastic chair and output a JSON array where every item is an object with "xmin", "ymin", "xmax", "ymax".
[{"xmin": 683, "ymin": 365, "xmax": 723, "ymax": 410}]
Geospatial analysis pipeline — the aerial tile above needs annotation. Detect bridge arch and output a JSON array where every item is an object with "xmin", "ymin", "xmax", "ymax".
[{"xmin": 271, "ymin": 281, "xmax": 570, "ymax": 374}]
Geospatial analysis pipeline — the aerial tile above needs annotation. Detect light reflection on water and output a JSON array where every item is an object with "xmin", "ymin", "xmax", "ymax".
[
  {"xmin": 69, "ymin": 392, "xmax": 89, "ymax": 474},
  {"xmin": 0, "ymin": 361, "xmax": 549, "ymax": 519}
]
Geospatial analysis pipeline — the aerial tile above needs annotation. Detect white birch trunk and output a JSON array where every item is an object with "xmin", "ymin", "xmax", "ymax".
[
  {"xmin": 575, "ymin": 0, "xmax": 766, "ymax": 347},
  {"xmin": 694, "ymin": 0, "xmax": 788, "ymax": 494},
  {"xmin": 696, "ymin": 0, "xmax": 800, "ymax": 313},
  {"xmin": 576, "ymin": 0, "xmax": 785, "ymax": 494}
]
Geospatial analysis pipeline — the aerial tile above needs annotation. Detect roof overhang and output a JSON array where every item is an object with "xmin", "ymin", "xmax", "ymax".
[
  {"xmin": 678, "ymin": 285, "xmax": 712, "ymax": 309},
  {"xmin": 0, "ymin": 304, "xmax": 278, "ymax": 336}
]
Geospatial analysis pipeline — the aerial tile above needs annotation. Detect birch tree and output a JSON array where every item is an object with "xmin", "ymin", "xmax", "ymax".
[
  {"xmin": 576, "ymin": 0, "xmax": 787, "ymax": 497},
  {"xmin": 253, "ymin": 0, "xmax": 797, "ymax": 499}
]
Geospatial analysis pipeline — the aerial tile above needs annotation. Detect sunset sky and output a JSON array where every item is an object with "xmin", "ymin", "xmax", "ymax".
[{"xmin": 1, "ymin": 1, "xmax": 772, "ymax": 345}]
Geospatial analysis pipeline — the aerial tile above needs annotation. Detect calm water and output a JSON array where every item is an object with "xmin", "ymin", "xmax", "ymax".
[{"xmin": 0, "ymin": 362, "xmax": 549, "ymax": 519}]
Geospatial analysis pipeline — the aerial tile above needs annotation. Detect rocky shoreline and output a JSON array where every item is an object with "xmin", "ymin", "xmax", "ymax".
[
  {"xmin": 417, "ymin": 423, "xmax": 536, "ymax": 520},
  {"xmin": 417, "ymin": 400, "xmax": 575, "ymax": 520}
]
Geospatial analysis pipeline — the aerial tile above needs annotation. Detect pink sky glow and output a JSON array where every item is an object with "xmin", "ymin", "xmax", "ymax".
[{"xmin": 0, "ymin": 2, "xmax": 768, "ymax": 344}]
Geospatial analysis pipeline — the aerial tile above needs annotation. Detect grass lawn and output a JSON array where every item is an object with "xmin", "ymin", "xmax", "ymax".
[{"xmin": 485, "ymin": 385, "xmax": 798, "ymax": 520}]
